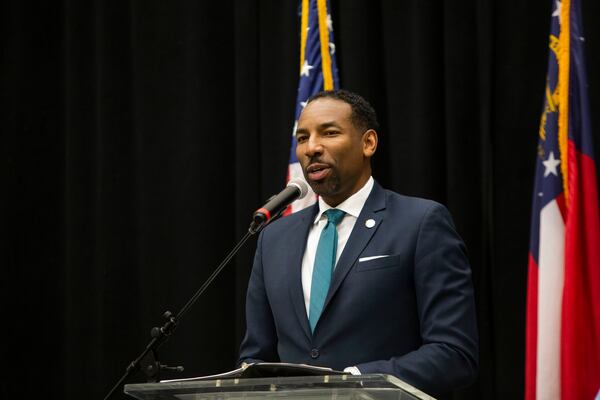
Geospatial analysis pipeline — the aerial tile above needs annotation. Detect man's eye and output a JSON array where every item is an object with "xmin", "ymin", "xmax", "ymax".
[
  {"xmin": 323, "ymin": 130, "xmax": 339, "ymax": 136},
  {"xmin": 296, "ymin": 135, "xmax": 308, "ymax": 143}
]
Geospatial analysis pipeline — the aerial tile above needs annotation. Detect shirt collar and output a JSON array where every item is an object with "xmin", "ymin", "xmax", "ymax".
[{"xmin": 313, "ymin": 176, "xmax": 374, "ymax": 224}]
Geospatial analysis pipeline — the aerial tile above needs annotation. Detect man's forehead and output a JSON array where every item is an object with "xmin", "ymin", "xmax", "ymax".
[{"xmin": 298, "ymin": 98, "xmax": 352, "ymax": 126}]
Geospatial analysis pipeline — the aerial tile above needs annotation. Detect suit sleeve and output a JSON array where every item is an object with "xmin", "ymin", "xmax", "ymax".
[
  {"xmin": 355, "ymin": 203, "xmax": 479, "ymax": 396},
  {"xmin": 237, "ymin": 230, "xmax": 280, "ymax": 365}
]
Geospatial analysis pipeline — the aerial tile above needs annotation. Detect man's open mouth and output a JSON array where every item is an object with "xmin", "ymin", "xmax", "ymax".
[{"xmin": 307, "ymin": 163, "xmax": 331, "ymax": 181}]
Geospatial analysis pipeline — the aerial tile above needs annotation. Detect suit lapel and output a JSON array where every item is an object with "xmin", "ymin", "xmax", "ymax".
[
  {"xmin": 322, "ymin": 183, "xmax": 387, "ymax": 313},
  {"xmin": 288, "ymin": 204, "xmax": 318, "ymax": 342}
]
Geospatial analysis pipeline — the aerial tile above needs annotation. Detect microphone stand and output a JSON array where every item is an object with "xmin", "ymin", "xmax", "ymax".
[{"xmin": 103, "ymin": 211, "xmax": 279, "ymax": 400}]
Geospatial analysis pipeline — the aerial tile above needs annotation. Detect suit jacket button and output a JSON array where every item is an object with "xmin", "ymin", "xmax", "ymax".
[{"xmin": 310, "ymin": 348, "xmax": 319, "ymax": 359}]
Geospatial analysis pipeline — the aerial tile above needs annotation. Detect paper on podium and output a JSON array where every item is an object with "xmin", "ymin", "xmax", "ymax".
[{"xmin": 160, "ymin": 362, "xmax": 345, "ymax": 383}]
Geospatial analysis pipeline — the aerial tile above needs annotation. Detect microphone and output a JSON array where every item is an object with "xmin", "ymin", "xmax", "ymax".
[{"xmin": 249, "ymin": 179, "xmax": 309, "ymax": 233}]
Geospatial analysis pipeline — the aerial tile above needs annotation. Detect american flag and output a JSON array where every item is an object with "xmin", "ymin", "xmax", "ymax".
[
  {"xmin": 526, "ymin": 0, "xmax": 600, "ymax": 399},
  {"xmin": 286, "ymin": 0, "xmax": 340, "ymax": 214}
]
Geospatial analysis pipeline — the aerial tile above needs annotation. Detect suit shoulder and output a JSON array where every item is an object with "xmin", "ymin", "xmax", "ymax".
[
  {"xmin": 383, "ymin": 189, "xmax": 448, "ymax": 215},
  {"xmin": 380, "ymin": 189, "xmax": 461, "ymax": 240}
]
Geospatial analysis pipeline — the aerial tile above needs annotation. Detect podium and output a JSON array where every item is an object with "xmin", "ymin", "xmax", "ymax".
[{"xmin": 124, "ymin": 374, "xmax": 436, "ymax": 399}]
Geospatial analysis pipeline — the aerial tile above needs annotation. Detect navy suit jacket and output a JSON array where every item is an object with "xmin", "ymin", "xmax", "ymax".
[{"xmin": 239, "ymin": 182, "xmax": 478, "ymax": 396}]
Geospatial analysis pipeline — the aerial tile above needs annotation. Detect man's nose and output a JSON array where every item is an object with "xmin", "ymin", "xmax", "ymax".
[{"xmin": 304, "ymin": 135, "xmax": 323, "ymax": 156}]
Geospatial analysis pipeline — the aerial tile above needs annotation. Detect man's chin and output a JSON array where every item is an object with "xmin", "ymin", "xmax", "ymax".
[
  {"xmin": 306, "ymin": 180, "xmax": 323, "ymax": 194},
  {"xmin": 306, "ymin": 180, "xmax": 338, "ymax": 200}
]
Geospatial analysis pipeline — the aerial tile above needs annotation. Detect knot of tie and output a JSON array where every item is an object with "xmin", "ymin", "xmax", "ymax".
[{"xmin": 324, "ymin": 208, "xmax": 345, "ymax": 226}]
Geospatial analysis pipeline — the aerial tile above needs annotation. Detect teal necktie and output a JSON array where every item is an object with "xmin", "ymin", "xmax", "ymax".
[{"xmin": 309, "ymin": 208, "xmax": 346, "ymax": 333}]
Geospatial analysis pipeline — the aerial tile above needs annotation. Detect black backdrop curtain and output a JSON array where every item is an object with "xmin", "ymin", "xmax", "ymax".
[{"xmin": 3, "ymin": 1, "xmax": 600, "ymax": 399}]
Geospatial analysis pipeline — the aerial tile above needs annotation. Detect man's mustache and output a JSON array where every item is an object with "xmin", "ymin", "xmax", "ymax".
[{"xmin": 306, "ymin": 157, "xmax": 329, "ymax": 166}]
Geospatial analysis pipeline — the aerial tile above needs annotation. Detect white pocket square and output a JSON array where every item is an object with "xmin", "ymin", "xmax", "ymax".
[{"xmin": 359, "ymin": 255, "xmax": 390, "ymax": 262}]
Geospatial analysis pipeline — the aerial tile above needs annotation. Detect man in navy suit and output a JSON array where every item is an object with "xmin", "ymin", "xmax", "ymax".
[{"xmin": 239, "ymin": 90, "xmax": 478, "ymax": 396}]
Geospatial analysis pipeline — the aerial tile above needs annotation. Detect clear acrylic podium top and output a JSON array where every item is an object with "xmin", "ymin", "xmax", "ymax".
[{"xmin": 124, "ymin": 374, "xmax": 436, "ymax": 400}]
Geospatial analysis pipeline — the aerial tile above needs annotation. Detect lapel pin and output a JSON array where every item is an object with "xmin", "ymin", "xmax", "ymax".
[{"xmin": 365, "ymin": 219, "xmax": 376, "ymax": 228}]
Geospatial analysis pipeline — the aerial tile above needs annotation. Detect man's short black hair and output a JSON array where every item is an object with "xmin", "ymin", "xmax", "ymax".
[{"xmin": 307, "ymin": 89, "xmax": 379, "ymax": 131}]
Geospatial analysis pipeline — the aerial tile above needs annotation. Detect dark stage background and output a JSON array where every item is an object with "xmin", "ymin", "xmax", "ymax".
[{"xmin": 3, "ymin": 1, "xmax": 600, "ymax": 399}]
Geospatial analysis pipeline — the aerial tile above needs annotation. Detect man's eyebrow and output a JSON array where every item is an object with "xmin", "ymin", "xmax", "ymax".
[
  {"xmin": 295, "ymin": 127, "xmax": 308, "ymax": 136},
  {"xmin": 319, "ymin": 121, "xmax": 341, "ymax": 129}
]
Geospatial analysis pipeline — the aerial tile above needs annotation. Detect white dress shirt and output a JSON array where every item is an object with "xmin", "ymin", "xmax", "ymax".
[{"xmin": 301, "ymin": 176, "xmax": 374, "ymax": 316}]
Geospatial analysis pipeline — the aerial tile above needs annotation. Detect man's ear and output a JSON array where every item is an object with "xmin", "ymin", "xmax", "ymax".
[{"xmin": 362, "ymin": 129, "xmax": 378, "ymax": 157}]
